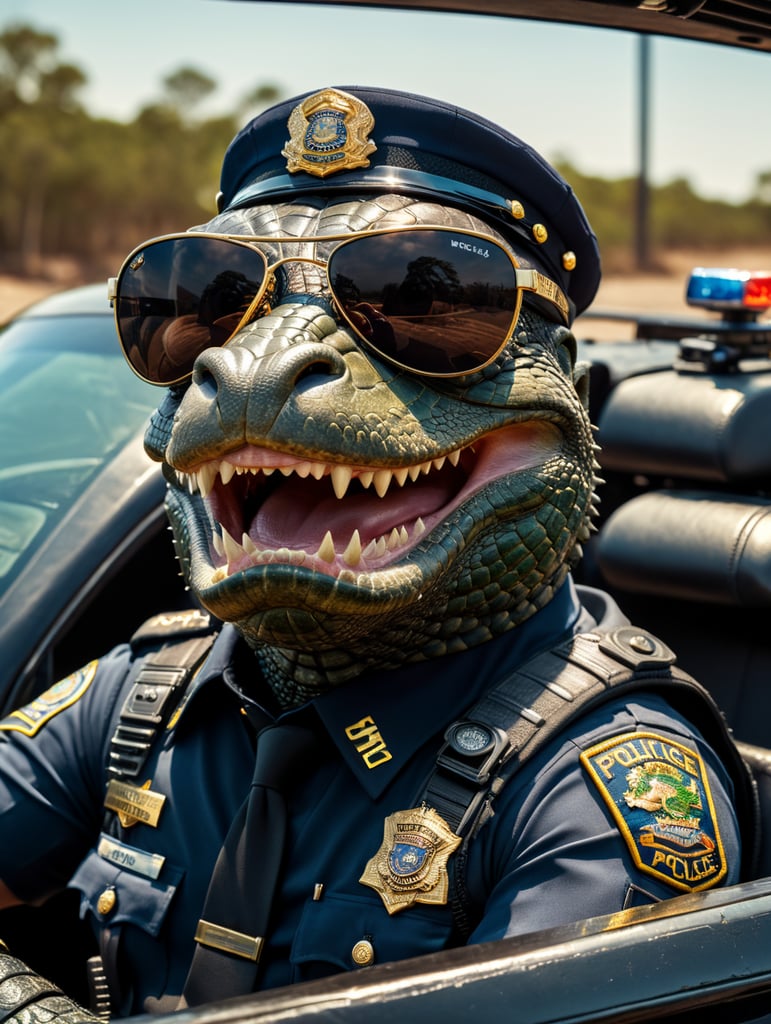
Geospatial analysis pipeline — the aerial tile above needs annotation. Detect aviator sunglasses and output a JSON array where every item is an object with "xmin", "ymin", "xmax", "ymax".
[{"xmin": 109, "ymin": 225, "xmax": 571, "ymax": 386}]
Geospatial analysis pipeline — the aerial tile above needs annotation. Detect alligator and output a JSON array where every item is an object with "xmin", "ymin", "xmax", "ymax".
[{"xmin": 146, "ymin": 193, "xmax": 599, "ymax": 710}]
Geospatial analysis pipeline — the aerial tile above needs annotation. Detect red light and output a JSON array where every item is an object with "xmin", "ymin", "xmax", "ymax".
[{"xmin": 744, "ymin": 274, "xmax": 771, "ymax": 309}]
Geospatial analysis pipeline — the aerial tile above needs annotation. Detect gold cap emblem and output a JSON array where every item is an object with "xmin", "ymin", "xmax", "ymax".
[
  {"xmin": 359, "ymin": 805, "xmax": 461, "ymax": 915},
  {"xmin": 283, "ymin": 87, "xmax": 376, "ymax": 179}
]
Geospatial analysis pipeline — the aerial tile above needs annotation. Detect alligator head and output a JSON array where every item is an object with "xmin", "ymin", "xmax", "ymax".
[{"xmin": 134, "ymin": 87, "xmax": 601, "ymax": 708}]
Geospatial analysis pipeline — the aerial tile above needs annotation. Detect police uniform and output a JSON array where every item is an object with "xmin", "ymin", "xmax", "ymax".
[{"xmin": 0, "ymin": 581, "xmax": 740, "ymax": 1016}]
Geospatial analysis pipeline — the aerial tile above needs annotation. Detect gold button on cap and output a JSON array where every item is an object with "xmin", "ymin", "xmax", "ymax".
[
  {"xmin": 351, "ymin": 939, "xmax": 375, "ymax": 966},
  {"xmin": 97, "ymin": 887, "xmax": 117, "ymax": 917}
]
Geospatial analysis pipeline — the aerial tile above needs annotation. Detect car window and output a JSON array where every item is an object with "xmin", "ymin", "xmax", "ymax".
[{"xmin": 0, "ymin": 313, "xmax": 157, "ymax": 586}]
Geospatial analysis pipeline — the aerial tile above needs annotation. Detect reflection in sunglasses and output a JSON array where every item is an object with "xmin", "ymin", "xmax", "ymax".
[{"xmin": 111, "ymin": 226, "xmax": 569, "ymax": 385}]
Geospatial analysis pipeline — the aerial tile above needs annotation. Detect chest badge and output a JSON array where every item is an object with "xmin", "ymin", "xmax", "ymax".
[
  {"xmin": 360, "ymin": 806, "xmax": 461, "ymax": 914},
  {"xmin": 104, "ymin": 779, "xmax": 166, "ymax": 829}
]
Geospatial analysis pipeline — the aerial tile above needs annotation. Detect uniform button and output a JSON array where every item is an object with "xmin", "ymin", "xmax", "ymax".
[
  {"xmin": 97, "ymin": 887, "xmax": 117, "ymax": 917},
  {"xmin": 351, "ymin": 939, "xmax": 375, "ymax": 966}
]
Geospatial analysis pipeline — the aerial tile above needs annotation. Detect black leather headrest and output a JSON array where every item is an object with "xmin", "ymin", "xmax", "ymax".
[
  {"xmin": 596, "ymin": 490, "xmax": 771, "ymax": 606},
  {"xmin": 597, "ymin": 370, "xmax": 771, "ymax": 482}
]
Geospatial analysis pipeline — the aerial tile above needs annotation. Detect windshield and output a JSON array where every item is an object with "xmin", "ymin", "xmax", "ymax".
[{"xmin": 0, "ymin": 312, "xmax": 158, "ymax": 588}]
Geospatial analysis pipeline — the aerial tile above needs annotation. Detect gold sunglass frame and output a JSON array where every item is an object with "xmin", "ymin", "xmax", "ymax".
[{"xmin": 109, "ymin": 224, "xmax": 570, "ymax": 386}]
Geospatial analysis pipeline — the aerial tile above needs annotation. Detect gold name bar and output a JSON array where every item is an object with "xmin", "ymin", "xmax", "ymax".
[{"xmin": 194, "ymin": 920, "xmax": 264, "ymax": 962}]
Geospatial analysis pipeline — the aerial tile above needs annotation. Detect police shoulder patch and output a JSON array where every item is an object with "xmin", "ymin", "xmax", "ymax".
[
  {"xmin": 580, "ymin": 730, "xmax": 727, "ymax": 893},
  {"xmin": 0, "ymin": 661, "xmax": 98, "ymax": 737}
]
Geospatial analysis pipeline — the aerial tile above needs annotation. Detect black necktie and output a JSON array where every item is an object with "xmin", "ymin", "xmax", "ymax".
[{"xmin": 180, "ymin": 722, "xmax": 315, "ymax": 1007}]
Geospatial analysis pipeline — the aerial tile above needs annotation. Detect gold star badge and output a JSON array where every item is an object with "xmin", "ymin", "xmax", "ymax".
[
  {"xmin": 360, "ymin": 806, "xmax": 461, "ymax": 915},
  {"xmin": 104, "ymin": 778, "xmax": 166, "ymax": 829}
]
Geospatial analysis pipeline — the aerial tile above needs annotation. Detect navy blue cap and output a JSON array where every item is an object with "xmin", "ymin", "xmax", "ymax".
[{"xmin": 217, "ymin": 85, "xmax": 600, "ymax": 318}]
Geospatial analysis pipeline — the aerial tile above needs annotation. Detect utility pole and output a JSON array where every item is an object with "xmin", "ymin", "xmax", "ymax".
[{"xmin": 635, "ymin": 33, "xmax": 652, "ymax": 270}]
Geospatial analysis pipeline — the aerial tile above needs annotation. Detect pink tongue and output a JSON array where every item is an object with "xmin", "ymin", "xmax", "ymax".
[{"xmin": 248, "ymin": 475, "xmax": 455, "ymax": 550}]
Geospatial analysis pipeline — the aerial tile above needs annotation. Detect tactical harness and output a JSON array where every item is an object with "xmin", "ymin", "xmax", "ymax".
[{"xmin": 98, "ymin": 611, "xmax": 759, "ymax": 1007}]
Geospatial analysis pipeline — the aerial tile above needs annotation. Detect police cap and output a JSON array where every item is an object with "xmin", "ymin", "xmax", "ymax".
[{"xmin": 217, "ymin": 85, "xmax": 600, "ymax": 319}]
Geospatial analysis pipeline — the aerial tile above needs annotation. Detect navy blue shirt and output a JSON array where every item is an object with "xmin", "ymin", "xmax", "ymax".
[{"xmin": 0, "ymin": 581, "xmax": 741, "ymax": 1016}]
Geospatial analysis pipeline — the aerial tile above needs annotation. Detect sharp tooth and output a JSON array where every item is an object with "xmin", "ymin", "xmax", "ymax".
[
  {"xmin": 220, "ymin": 462, "xmax": 236, "ymax": 485},
  {"xmin": 187, "ymin": 473, "xmax": 197, "ymax": 495},
  {"xmin": 448, "ymin": 449, "xmax": 461, "ymax": 467},
  {"xmin": 316, "ymin": 530, "xmax": 336, "ymax": 563},
  {"xmin": 198, "ymin": 463, "xmax": 218, "ymax": 497},
  {"xmin": 399, "ymin": 525, "xmax": 409, "ymax": 544},
  {"xmin": 221, "ymin": 526, "xmax": 244, "ymax": 563},
  {"xmin": 331, "ymin": 466, "xmax": 353, "ymax": 499},
  {"xmin": 310, "ymin": 462, "xmax": 326, "ymax": 480},
  {"xmin": 242, "ymin": 532, "xmax": 257, "ymax": 554},
  {"xmin": 413, "ymin": 517, "xmax": 426, "ymax": 539},
  {"xmin": 432, "ymin": 456, "xmax": 446, "ymax": 471},
  {"xmin": 394, "ymin": 468, "xmax": 409, "ymax": 486},
  {"xmin": 263, "ymin": 466, "xmax": 275, "ymax": 476},
  {"xmin": 408, "ymin": 465, "xmax": 421, "ymax": 482},
  {"xmin": 212, "ymin": 532, "xmax": 224, "ymax": 557},
  {"xmin": 387, "ymin": 528, "xmax": 401, "ymax": 550},
  {"xmin": 279, "ymin": 466, "xmax": 294, "ymax": 477},
  {"xmin": 373, "ymin": 469, "xmax": 392, "ymax": 497},
  {"xmin": 294, "ymin": 462, "xmax": 312, "ymax": 478},
  {"xmin": 359, "ymin": 471, "xmax": 374, "ymax": 488},
  {"xmin": 419, "ymin": 460, "xmax": 432, "ymax": 475},
  {"xmin": 342, "ymin": 529, "xmax": 362, "ymax": 567},
  {"xmin": 364, "ymin": 535, "xmax": 389, "ymax": 559}
]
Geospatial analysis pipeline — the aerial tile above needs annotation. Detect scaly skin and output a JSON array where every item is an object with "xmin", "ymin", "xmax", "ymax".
[{"xmin": 144, "ymin": 195, "xmax": 599, "ymax": 707}]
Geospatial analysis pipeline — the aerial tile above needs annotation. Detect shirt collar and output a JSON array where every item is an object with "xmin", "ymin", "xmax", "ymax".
[
  {"xmin": 178, "ymin": 579, "xmax": 583, "ymax": 800},
  {"xmin": 311, "ymin": 578, "xmax": 582, "ymax": 799}
]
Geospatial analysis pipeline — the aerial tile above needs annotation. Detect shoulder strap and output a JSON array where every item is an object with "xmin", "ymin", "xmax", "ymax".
[
  {"xmin": 421, "ymin": 626, "xmax": 758, "ymax": 925},
  {"xmin": 106, "ymin": 609, "xmax": 216, "ymax": 781}
]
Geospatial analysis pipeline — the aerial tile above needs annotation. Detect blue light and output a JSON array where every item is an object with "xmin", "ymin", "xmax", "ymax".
[{"xmin": 686, "ymin": 268, "xmax": 747, "ymax": 308}]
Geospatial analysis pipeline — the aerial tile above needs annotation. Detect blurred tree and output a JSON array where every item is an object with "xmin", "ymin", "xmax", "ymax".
[
  {"xmin": 0, "ymin": 25, "xmax": 89, "ymax": 272},
  {"xmin": 37, "ymin": 63, "xmax": 87, "ymax": 112},
  {"xmin": 163, "ymin": 66, "xmax": 217, "ymax": 122},
  {"xmin": 0, "ymin": 24, "xmax": 85, "ymax": 112}
]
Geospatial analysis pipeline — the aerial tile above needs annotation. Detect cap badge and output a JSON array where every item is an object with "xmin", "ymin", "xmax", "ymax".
[
  {"xmin": 359, "ymin": 805, "xmax": 461, "ymax": 915},
  {"xmin": 283, "ymin": 87, "xmax": 376, "ymax": 178}
]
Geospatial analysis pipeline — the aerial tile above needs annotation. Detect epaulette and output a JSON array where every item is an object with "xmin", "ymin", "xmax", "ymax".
[
  {"xmin": 129, "ymin": 608, "xmax": 214, "ymax": 650},
  {"xmin": 107, "ymin": 609, "xmax": 217, "ymax": 781}
]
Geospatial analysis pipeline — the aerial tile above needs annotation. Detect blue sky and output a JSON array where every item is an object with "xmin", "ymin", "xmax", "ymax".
[{"xmin": 4, "ymin": 0, "xmax": 770, "ymax": 202}]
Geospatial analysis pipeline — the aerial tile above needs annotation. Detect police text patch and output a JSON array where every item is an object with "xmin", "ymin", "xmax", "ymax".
[
  {"xmin": 580, "ymin": 731, "xmax": 727, "ymax": 892},
  {"xmin": 0, "ymin": 661, "xmax": 98, "ymax": 737}
]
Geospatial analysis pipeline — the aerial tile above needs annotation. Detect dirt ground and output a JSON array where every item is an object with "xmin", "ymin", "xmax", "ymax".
[{"xmin": 2, "ymin": 247, "xmax": 769, "ymax": 340}]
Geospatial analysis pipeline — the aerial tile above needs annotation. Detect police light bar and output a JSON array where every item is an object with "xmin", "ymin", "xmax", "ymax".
[{"xmin": 686, "ymin": 268, "xmax": 771, "ymax": 313}]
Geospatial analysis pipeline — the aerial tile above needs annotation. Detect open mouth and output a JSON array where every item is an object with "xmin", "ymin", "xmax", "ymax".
[{"xmin": 172, "ymin": 421, "xmax": 561, "ymax": 581}]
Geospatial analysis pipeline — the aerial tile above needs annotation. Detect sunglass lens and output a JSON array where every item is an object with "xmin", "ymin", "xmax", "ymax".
[
  {"xmin": 329, "ymin": 230, "xmax": 519, "ymax": 375},
  {"xmin": 116, "ymin": 236, "xmax": 266, "ymax": 384}
]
